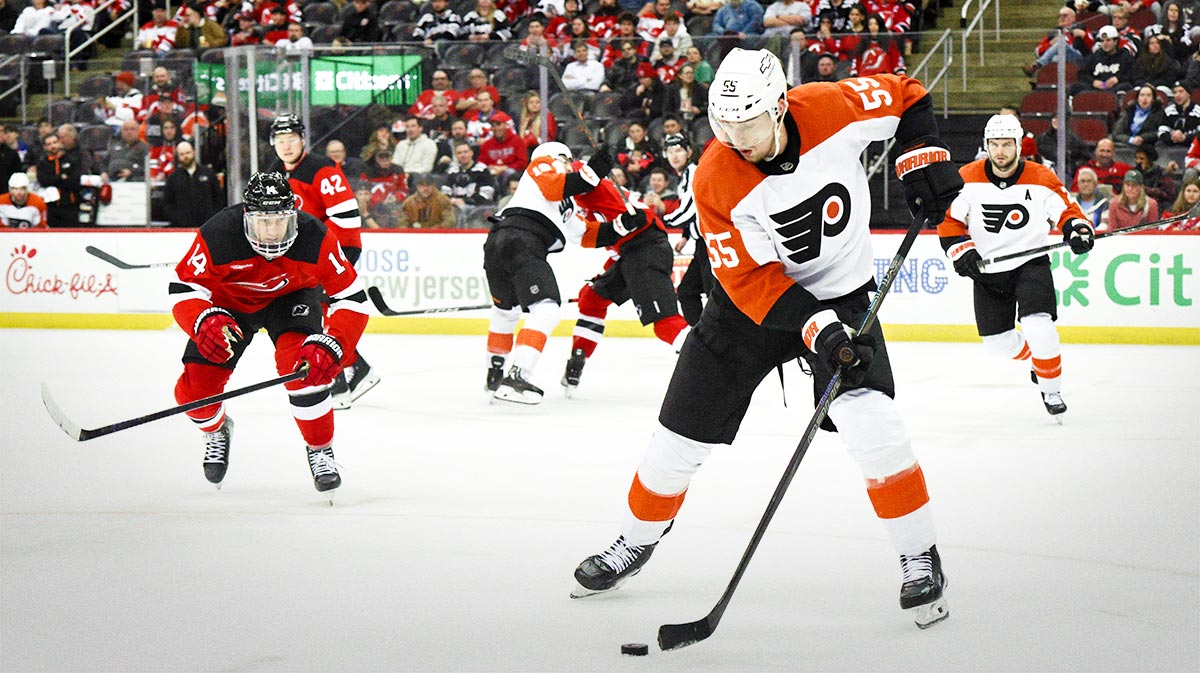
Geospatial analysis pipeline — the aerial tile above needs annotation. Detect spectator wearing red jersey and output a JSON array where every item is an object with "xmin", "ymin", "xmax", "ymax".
[
  {"xmin": 850, "ymin": 14, "xmax": 906, "ymax": 77},
  {"xmin": 520, "ymin": 15, "xmax": 562, "ymax": 60},
  {"xmin": 638, "ymin": 0, "xmax": 683, "ymax": 43},
  {"xmin": 138, "ymin": 67, "xmax": 187, "ymax": 123},
  {"xmin": 359, "ymin": 148, "xmax": 409, "ymax": 213},
  {"xmin": 1072, "ymin": 138, "xmax": 1133, "ymax": 193},
  {"xmin": 651, "ymin": 38, "xmax": 686, "ymax": 83},
  {"xmin": 477, "ymin": 113, "xmax": 528, "ymax": 185},
  {"xmin": 261, "ymin": 6, "xmax": 289, "ymax": 43},
  {"xmin": 135, "ymin": 1, "xmax": 178, "ymax": 53},
  {"xmin": 410, "ymin": 71, "xmax": 463, "ymax": 119},
  {"xmin": 457, "ymin": 69, "xmax": 502, "ymax": 115},
  {"xmin": 230, "ymin": 12, "xmax": 263, "ymax": 45},
  {"xmin": 588, "ymin": 0, "xmax": 621, "ymax": 38}
]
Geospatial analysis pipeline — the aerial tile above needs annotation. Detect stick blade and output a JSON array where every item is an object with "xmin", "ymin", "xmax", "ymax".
[
  {"xmin": 41, "ymin": 383, "xmax": 85, "ymax": 441},
  {"xmin": 657, "ymin": 616, "xmax": 715, "ymax": 651}
]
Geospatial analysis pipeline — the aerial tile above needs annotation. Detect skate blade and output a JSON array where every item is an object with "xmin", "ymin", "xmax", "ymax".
[
  {"xmin": 492, "ymin": 390, "xmax": 544, "ymax": 405},
  {"xmin": 1053, "ymin": 413, "xmax": 1064, "ymax": 425},
  {"xmin": 331, "ymin": 393, "xmax": 352, "ymax": 411},
  {"xmin": 349, "ymin": 372, "xmax": 382, "ymax": 403},
  {"xmin": 563, "ymin": 383, "xmax": 577, "ymax": 399},
  {"xmin": 907, "ymin": 596, "xmax": 949, "ymax": 629},
  {"xmin": 570, "ymin": 579, "xmax": 625, "ymax": 599}
]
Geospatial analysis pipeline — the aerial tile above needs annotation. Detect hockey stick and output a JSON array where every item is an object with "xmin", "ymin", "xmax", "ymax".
[
  {"xmin": 85, "ymin": 245, "xmax": 175, "ymax": 270},
  {"xmin": 42, "ymin": 366, "xmax": 309, "ymax": 442},
  {"xmin": 976, "ymin": 213, "xmax": 1187, "ymax": 270},
  {"xmin": 657, "ymin": 212, "xmax": 928, "ymax": 652},
  {"xmin": 367, "ymin": 286, "xmax": 490, "ymax": 316}
]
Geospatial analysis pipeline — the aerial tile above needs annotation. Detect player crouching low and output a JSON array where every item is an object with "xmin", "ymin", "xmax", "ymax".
[
  {"xmin": 938, "ymin": 114, "xmax": 1094, "ymax": 422},
  {"xmin": 169, "ymin": 172, "xmax": 370, "ymax": 500}
]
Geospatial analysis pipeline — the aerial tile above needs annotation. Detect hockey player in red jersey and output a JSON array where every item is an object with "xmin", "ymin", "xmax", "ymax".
[
  {"xmin": 939, "ymin": 114, "xmax": 1094, "ymax": 422},
  {"xmin": 561, "ymin": 173, "xmax": 690, "ymax": 397},
  {"xmin": 269, "ymin": 114, "xmax": 379, "ymax": 410},
  {"xmin": 170, "ymin": 172, "xmax": 369, "ymax": 499},
  {"xmin": 483, "ymin": 141, "xmax": 628, "ymax": 405},
  {"xmin": 571, "ymin": 49, "xmax": 963, "ymax": 630}
]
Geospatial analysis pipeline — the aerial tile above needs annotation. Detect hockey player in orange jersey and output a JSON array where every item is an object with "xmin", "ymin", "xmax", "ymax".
[
  {"xmin": 939, "ymin": 114, "xmax": 1094, "ymax": 422},
  {"xmin": 482, "ymin": 141, "xmax": 630, "ymax": 404},
  {"xmin": 571, "ymin": 48, "xmax": 963, "ymax": 630}
]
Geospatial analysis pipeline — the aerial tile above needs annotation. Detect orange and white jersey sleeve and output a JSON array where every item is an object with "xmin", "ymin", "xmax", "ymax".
[
  {"xmin": 941, "ymin": 159, "xmax": 1087, "ymax": 273},
  {"xmin": 498, "ymin": 155, "xmax": 609, "ymax": 251},
  {"xmin": 694, "ymin": 75, "xmax": 931, "ymax": 326}
]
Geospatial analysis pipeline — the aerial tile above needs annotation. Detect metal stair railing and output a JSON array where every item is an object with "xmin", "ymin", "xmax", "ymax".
[
  {"xmin": 0, "ymin": 54, "xmax": 28, "ymax": 123},
  {"xmin": 959, "ymin": 0, "xmax": 1001, "ymax": 89},
  {"xmin": 65, "ymin": 0, "xmax": 139, "ymax": 94}
]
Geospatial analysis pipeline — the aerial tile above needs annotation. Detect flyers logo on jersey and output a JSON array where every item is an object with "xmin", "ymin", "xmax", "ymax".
[
  {"xmin": 980, "ymin": 203, "xmax": 1030, "ymax": 233},
  {"xmin": 769, "ymin": 183, "xmax": 852, "ymax": 264}
]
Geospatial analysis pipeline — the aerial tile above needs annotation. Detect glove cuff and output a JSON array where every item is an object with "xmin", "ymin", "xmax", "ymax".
[
  {"xmin": 1063, "ymin": 218, "xmax": 1093, "ymax": 235},
  {"xmin": 802, "ymin": 308, "xmax": 840, "ymax": 352},
  {"xmin": 895, "ymin": 145, "xmax": 952, "ymax": 179},
  {"xmin": 947, "ymin": 239, "xmax": 977, "ymax": 261},
  {"xmin": 193, "ymin": 306, "xmax": 234, "ymax": 336},
  {"xmin": 302, "ymin": 333, "xmax": 344, "ymax": 361}
]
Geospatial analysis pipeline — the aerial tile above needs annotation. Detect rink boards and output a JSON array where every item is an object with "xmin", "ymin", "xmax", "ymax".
[{"xmin": 0, "ymin": 228, "xmax": 1197, "ymax": 344}]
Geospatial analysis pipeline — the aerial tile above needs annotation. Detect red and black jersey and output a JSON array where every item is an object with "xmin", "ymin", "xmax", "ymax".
[
  {"xmin": 170, "ymin": 206, "xmax": 369, "ymax": 356},
  {"xmin": 273, "ymin": 152, "xmax": 362, "ymax": 258},
  {"xmin": 572, "ymin": 175, "xmax": 665, "ymax": 254}
]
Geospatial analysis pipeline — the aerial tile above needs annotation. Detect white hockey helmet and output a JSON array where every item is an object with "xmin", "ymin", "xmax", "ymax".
[
  {"xmin": 708, "ymin": 48, "xmax": 788, "ymax": 152},
  {"xmin": 530, "ymin": 141, "xmax": 573, "ymax": 163},
  {"xmin": 984, "ymin": 114, "xmax": 1024, "ymax": 143}
]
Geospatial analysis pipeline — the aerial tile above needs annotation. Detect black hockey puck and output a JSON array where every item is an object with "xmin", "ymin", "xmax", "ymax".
[{"xmin": 621, "ymin": 643, "xmax": 649, "ymax": 656}]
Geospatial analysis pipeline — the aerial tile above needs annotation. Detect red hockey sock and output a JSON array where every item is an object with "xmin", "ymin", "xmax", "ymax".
[
  {"xmin": 175, "ymin": 362, "xmax": 232, "ymax": 431},
  {"xmin": 652, "ymin": 314, "xmax": 689, "ymax": 347}
]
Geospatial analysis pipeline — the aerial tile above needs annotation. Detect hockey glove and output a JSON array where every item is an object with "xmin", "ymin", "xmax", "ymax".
[
  {"xmin": 895, "ymin": 145, "xmax": 963, "ymax": 228},
  {"xmin": 296, "ymin": 334, "xmax": 344, "ymax": 387},
  {"xmin": 194, "ymin": 307, "xmax": 244, "ymax": 365},
  {"xmin": 585, "ymin": 151, "xmax": 614, "ymax": 182},
  {"xmin": 803, "ymin": 309, "xmax": 876, "ymax": 387},
  {"xmin": 947, "ymin": 238, "xmax": 985, "ymax": 281},
  {"xmin": 1062, "ymin": 218, "xmax": 1095, "ymax": 254},
  {"xmin": 614, "ymin": 209, "xmax": 647, "ymax": 237}
]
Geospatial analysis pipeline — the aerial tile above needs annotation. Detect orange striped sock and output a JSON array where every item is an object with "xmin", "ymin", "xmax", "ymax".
[
  {"xmin": 627, "ymin": 473, "xmax": 687, "ymax": 522},
  {"xmin": 1032, "ymin": 354, "xmax": 1062, "ymax": 381},
  {"xmin": 866, "ymin": 464, "xmax": 930, "ymax": 520}
]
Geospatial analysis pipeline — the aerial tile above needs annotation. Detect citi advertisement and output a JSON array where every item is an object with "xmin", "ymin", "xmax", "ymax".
[{"xmin": 0, "ymin": 230, "xmax": 1195, "ymax": 342}]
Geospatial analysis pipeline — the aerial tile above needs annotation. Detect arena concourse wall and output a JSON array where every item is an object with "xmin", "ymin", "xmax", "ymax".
[{"xmin": 0, "ymin": 230, "xmax": 1196, "ymax": 344}]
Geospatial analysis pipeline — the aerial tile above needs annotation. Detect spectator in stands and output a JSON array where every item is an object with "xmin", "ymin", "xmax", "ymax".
[
  {"xmin": 442, "ymin": 141, "xmax": 496, "ymax": 208},
  {"xmin": 1165, "ymin": 175, "xmax": 1200, "ymax": 217},
  {"xmin": 1071, "ymin": 167, "xmax": 1111, "ymax": 228},
  {"xmin": 589, "ymin": 0, "xmax": 622, "ymax": 38},
  {"xmin": 1133, "ymin": 35, "xmax": 1180, "ymax": 86},
  {"xmin": 325, "ymin": 139, "xmax": 368, "ymax": 178},
  {"xmin": 1023, "ymin": 6, "xmax": 1093, "ymax": 76},
  {"xmin": 457, "ymin": 69, "xmax": 502, "ymax": 115},
  {"xmin": 354, "ymin": 178, "xmax": 390, "ymax": 228},
  {"xmin": 1102, "ymin": 168, "xmax": 1159, "ymax": 229},
  {"xmin": 763, "ymin": 0, "xmax": 812, "ymax": 55},
  {"xmin": 1133, "ymin": 143, "xmax": 1175, "ymax": 204},
  {"xmin": 261, "ymin": 6, "xmax": 291, "ymax": 43},
  {"xmin": 461, "ymin": 0, "xmax": 513, "ymax": 41},
  {"xmin": 559, "ymin": 16, "xmax": 599, "ymax": 62},
  {"xmin": 711, "ymin": 0, "xmax": 765, "ymax": 38},
  {"xmin": 398, "ymin": 174, "xmax": 456, "ymax": 229},
  {"xmin": 668, "ymin": 61, "xmax": 709, "ymax": 123},
  {"xmin": 684, "ymin": 45, "xmax": 715, "ymax": 85},
  {"xmin": 13, "ymin": 0, "xmax": 56, "ymax": 36},
  {"xmin": 660, "ymin": 115, "xmax": 688, "ymax": 143},
  {"xmin": 638, "ymin": 0, "xmax": 680, "ymax": 42},
  {"xmin": 603, "ymin": 13, "xmax": 649, "ymax": 64},
  {"xmin": 817, "ymin": 0, "xmax": 857, "ymax": 33},
  {"xmin": 393, "ymin": 116, "xmax": 438, "ymax": 175},
  {"xmin": 687, "ymin": 0, "xmax": 724, "ymax": 16},
  {"xmin": 563, "ymin": 40, "xmax": 607, "ymax": 91},
  {"xmin": 650, "ymin": 13, "xmax": 692, "ymax": 63},
  {"xmin": 343, "ymin": 0, "xmax": 383, "ymax": 43},
  {"xmin": 1109, "ymin": 6, "xmax": 1143, "ymax": 54},
  {"xmin": 517, "ymin": 91, "xmax": 557, "ymax": 152},
  {"xmin": 0, "ymin": 173, "xmax": 48, "ymax": 229},
  {"xmin": 622, "ymin": 62, "xmax": 672, "ymax": 126},
  {"xmin": 521, "ymin": 15, "xmax": 561, "ymax": 60},
  {"xmin": 600, "ymin": 39, "xmax": 643, "ymax": 93},
  {"xmin": 640, "ymin": 166, "xmax": 677, "ymax": 215},
  {"xmin": 103, "ymin": 119, "xmax": 150, "ymax": 182},
  {"xmin": 360, "ymin": 147, "xmax": 409, "ymax": 215},
  {"xmin": 651, "ymin": 37, "xmax": 686, "ymax": 83},
  {"xmin": 275, "ymin": 21, "xmax": 313, "ymax": 52},
  {"xmin": 1157, "ymin": 81, "xmax": 1200, "ymax": 162},
  {"xmin": 435, "ymin": 119, "xmax": 473, "ymax": 172},
  {"xmin": 477, "ymin": 113, "xmax": 527, "ymax": 184},
  {"xmin": 176, "ymin": 3, "xmax": 227, "ymax": 50},
  {"xmin": 810, "ymin": 52, "xmax": 840, "ymax": 82},
  {"xmin": 413, "ymin": 0, "xmax": 462, "ymax": 44},
  {"xmin": 1074, "ymin": 137, "xmax": 1133, "ymax": 192},
  {"xmin": 1147, "ymin": 1, "xmax": 1191, "ymax": 62},
  {"xmin": 34, "ymin": 133, "xmax": 81, "ymax": 228},
  {"xmin": 422, "ymin": 94, "xmax": 458, "ymax": 141},
  {"xmin": 136, "ymin": 1, "xmax": 179, "ymax": 53},
  {"xmin": 617, "ymin": 120, "xmax": 657, "ymax": 182},
  {"xmin": 138, "ymin": 67, "xmax": 187, "ymax": 123},
  {"xmin": 56, "ymin": 0, "xmax": 98, "ymax": 64},
  {"xmin": 850, "ymin": 14, "xmax": 906, "ymax": 76},
  {"xmin": 147, "ymin": 117, "xmax": 179, "ymax": 185},
  {"xmin": 411, "ymin": 71, "xmax": 463, "ymax": 118},
  {"xmin": 1, "ymin": 125, "xmax": 25, "ymax": 167},
  {"xmin": 1073, "ymin": 25, "xmax": 1137, "ymax": 94},
  {"xmin": 360, "ymin": 124, "xmax": 397, "ymax": 163},
  {"xmin": 1114, "ymin": 83, "xmax": 1167, "ymax": 149},
  {"xmin": 56, "ymin": 124, "xmax": 91, "ymax": 174},
  {"xmin": 230, "ymin": 12, "xmax": 263, "ymax": 45},
  {"xmin": 1036, "ymin": 114, "xmax": 1093, "ymax": 178},
  {"xmin": 464, "ymin": 90, "xmax": 503, "ymax": 143},
  {"xmin": 162, "ymin": 140, "xmax": 223, "ymax": 228},
  {"xmin": 0, "ymin": 124, "xmax": 20, "ymax": 190}
]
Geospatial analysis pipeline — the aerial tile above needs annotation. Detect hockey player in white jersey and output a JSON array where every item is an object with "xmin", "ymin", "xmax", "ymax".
[
  {"xmin": 570, "ymin": 48, "xmax": 963, "ymax": 630},
  {"xmin": 938, "ymin": 114, "xmax": 1094, "ymax": 422}
]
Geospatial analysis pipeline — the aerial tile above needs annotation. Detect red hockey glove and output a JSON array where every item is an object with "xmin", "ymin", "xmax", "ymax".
[
  {"xmin": 296, "ymin": 334, "xmax": 344, "ymax": 387},
  {"xmin": 803, "ymin": 309, "xmax": 875, "ymax": 386},
  {"xmin": 1062, "ymin": 218, "xmax": 1095, "ymax": 254},
  {"xmin": 193, "ymin": 307, "xmax": 244, "ymax": 364}
]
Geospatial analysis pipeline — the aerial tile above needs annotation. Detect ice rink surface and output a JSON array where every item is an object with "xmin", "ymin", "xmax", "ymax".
[{"xmin": 2, "ymin": 327, "xmax": 1198, "ymax": 673}]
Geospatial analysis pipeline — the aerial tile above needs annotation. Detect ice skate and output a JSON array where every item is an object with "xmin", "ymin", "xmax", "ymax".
[
  {"xmin": 571, "ymin": 535, "xmax": 657, "ymax": 598},
  {"xmin": 899, "ymin": 545, "xmax": 949, "ymax": 629},
  {"xmin": 330, "ymin": 371, "xmax": 352, "ymax": 410},
  {"xmin": 201, "ymin": 417, "xmax": 234, "ymax": 489},
  {"xmin": 1042, "ymin": 391, "xmax": 1067, "ymax": 423},
  {"xmin": 306, "ymin": 445, "xmax": 341, "ymax": 502},
  {"xmin": 345, "ymin": 358, "xmax": 381, "ymax": 403},
  {"xmin": 561, "ymin": 348, "xmax": 587, "ymax": 398},
  {"xmin": 492, "ymin": 367, "xmax": 543, "ymax": 405},
  {"xmin": 485, "ymin": 355, "xmax": 506, "ymax": 393}
]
